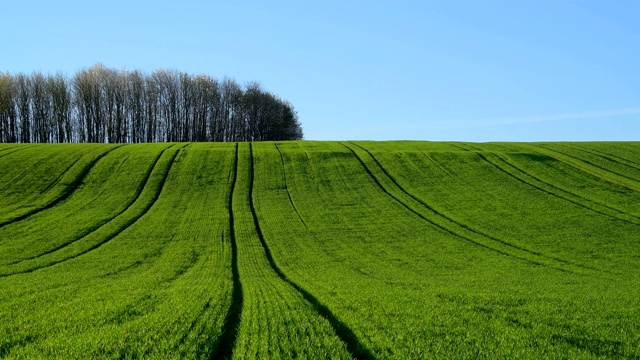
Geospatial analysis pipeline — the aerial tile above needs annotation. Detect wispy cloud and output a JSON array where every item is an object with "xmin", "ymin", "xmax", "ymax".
[{"xmin": 449, "ymin": 107, "xmax": 640, "ymax": 129}]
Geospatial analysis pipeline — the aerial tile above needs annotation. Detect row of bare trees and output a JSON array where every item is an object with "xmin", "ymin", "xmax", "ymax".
[{"xmin": 0, "ymin": 64, "xmax": 303, "ymax": 143}]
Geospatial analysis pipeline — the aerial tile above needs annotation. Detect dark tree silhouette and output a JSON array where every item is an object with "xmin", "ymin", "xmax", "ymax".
[{"xmin": 0, "ymin": 64, "xmax": 303, "ymax": 143}]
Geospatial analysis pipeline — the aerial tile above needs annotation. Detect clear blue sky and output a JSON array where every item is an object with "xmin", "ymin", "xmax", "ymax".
[{"xmin": 2, "ymin": 1, "xmax": 639, "ymax": 141}]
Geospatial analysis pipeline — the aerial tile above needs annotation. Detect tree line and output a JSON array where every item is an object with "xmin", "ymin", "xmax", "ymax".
[{"xmin": 0, "ymin": 64, "xmax": 303, "ymax": 143}]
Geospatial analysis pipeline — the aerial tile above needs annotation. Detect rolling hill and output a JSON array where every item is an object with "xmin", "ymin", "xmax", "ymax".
[{"xmin": 0, "ymin": 141, "xmax": 639, "ymax": 359}]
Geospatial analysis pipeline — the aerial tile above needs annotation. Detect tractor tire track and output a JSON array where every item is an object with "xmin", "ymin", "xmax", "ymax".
[
  {"xmin": 340, "ymin": 143, "xmax": 544, "ymax": 266},
  {"xmin": 460, "ymin": 142, "xmax": 483, "ymax": 152},
  {"xmin": 41, "ymin": 146, "xmax": 131, "ymax": 206},
  {"xmin": 349, "ymin": 143, "xmax": 547, "ymax": 256},
  {"xmin": 210, "ymin": 143, "xmax": 243, "ymax": 360},
  {"xmin": 0, "ymin": 151, "xmax": 82, "ymax": 222},
  {"xmin": 0, "ymin": 146, "xmax": 18, "ymax": 157},
  {"xmin": 356, "ymin": 143, "xmax": 599, "ymax": 270},
  {"xmin": 421, "ymin": 152, "xmax": 452, "ymax": 176},
  {"xmin": 35, "ymin": 156, "xmax": 84, "ymax": 198},
  {"xmin": 0, "ymin": 145, "xmax": 123, "ymax": 228},
  {"xmin": 551, "ymin": 144, "xmax": 640, "ymax": 183},
  {"xmin": 344, "ymin": 142, "xmax": 589, "ymax": 273},
  {"xmin": 177, "ymin": 297, "xmax": 222, "ymax": 358},
  {"xmin": 562, "ymin": 143, "xmax": 640, "ymax": 172},
  {"xmin": 359, "ymin": 144, "xmax": 604, "ymax": 272},
  {"xmin": 0, "ymin": 146, "xmax": 182, "ymax": 278},
  {"xmin": 249, "ymin": 143, "xmax": 374, "ymax": 360},
  {"xmin": 0, "ymin": 145, "xmax": 17, "ymax": 153},
  {"xmin": 524, "ymin": 144, "xmax": 640, "ymax": 193},
  {"xmin": 0, "ymin": 144, "xmax": 38, "ymax": 160},
  {"xmin": 450, "ymin": 143, "xmax": 472, "ymax": 152},
  {"xmin": 6, "ymin": 145, "xmax": 176, "ymax": 266},
  {"xmin": 480, "ymin": 152, "xmax": 640, "ymax": 225},
  {"xmin": 179, "ymin": 298, "xmax": 212, "ymax": 346},
  {"xmin": 274, "ymin": 142, "xmax": 309, "ymax": 229}
]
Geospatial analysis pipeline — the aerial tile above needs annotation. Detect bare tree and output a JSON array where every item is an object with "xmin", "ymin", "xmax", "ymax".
[
  {"xmin": 47, "ymin": 73, "xmax": 72, "ymax": 143},
  {"xmin": 0, "ymin": 73, "xmax": 17, "ymax": 143},
  {"xmin": 14, "ymin": 74, "xmax": 32, "ymax": 143},
  {"xmin": 1, "ymin": 64, "xmax": 303, "ymax": 143},
  {"xmin": 126, "ymin": 70, "xmax": 146, "ymax": 143}
]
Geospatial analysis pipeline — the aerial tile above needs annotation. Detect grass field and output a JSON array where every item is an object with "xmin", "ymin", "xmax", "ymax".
[{"xmin": 0, "ymin": 141, "xmax": 639, "ymax": 359}]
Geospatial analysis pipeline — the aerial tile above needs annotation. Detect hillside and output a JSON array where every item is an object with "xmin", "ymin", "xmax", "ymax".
[{"xmin": 1, "ymin": 141, "xmax": 639, "ymax": 358}]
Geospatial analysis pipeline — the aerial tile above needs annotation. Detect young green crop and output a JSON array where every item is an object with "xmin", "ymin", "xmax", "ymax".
[
  {"xmin": 0, "ymin": 143, "xmax": 235, "ymax": 358},
  {"xmin": 0, "ymin": 141, "xmax": 639, "ymax": 359},
  {"xmin": 250, "ymin": 141, "xmax": 640, "ymax": 358},
  {"xmin": 0, "ymin": 143, "xmax": 114, "ymax": 225},
  {"xmin": 229, "ymin": 143, "xmax": 352, "ymax": 359},
  {"xmin": 0, "ymin": 144, "xmax": 172, "ymax": 270}
]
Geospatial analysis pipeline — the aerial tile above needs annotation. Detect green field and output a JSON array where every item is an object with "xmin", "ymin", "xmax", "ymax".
[{"xmin": 1, "ymin": 141, "xmax": 639, "ymax": 359}]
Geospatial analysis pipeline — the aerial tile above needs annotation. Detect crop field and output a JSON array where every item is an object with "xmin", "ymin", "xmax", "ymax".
[{"xmin": 0, "ymin": 141, "xmax": 639, "ymax": 359}]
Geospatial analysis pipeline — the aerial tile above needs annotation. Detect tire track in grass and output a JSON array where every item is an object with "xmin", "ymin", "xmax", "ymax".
[
  {"xmin": 249, "ymin": 143, "xmax": 374, "ymax": 360},
  {"xmin": 0, "ymin": 145, "xmax": 123, "ymax": 228},
  {"xmin": 0, "ymin": 145, "xmax": 82, "ymax": 205},
  {"xmin": 594, "ymin": 144, "xmax": 640, "ymax": 167},
  {"xmin": 523, "ymin": 144, "xmax": 640, "ymax": 193},
  {"xmin": 0, "ymin": 144, "xmax": 38, "ymax": 159},
  {"xmin": 0, "ymin": 146, "xmax": 17, "ymax": 156},
  {"xmin": 0, "ymin": 149, "xmax": 82, "ymax": 221},
  {"xmin": 274, "ymin": 142, "xmax": 309, "ymax": 229},
  {"xmin": 479, "ymin": 152, "xmax": 640, "ymax": 225},
  {"xmin": 0, "ymin": 145, "xmax": 16, "ymax": 153},
  {"xmin": 343, "ymin": 142, "xmax": 583, "ymax": 273},
  {"xmin": 5, "ymin": 145, "xmax": 175, "ymax": 266},
  {"xmin": 34, "ymin": 156, "xmax": 84, "ymax": 198},
  {"xmin": 210, "ymin": 143, "xmax": 243, "ymax": 360},
  {"xmin": 359, "ymin": 144, "xmax": 607, "ymax": 273},
  {"xmin": 353, "ymin": 142, "xmax": 601, "ymax": 271},
  {"xmin": 466, "ymin": 142, "xmax": 640, "ymax": 222},
  {"xmin": 421, "ymin": 152, "xmax": 452, "ymax": 176},
  {"xmin": 563, "ymin": 143, "xmax": 640, "ymax": 172},
  {"xmin": 0, "ymin": 146, "xmax": 183, "ymax": 277},
  {"xmin": 550, "ymin": 143, "xmax": 640, "ymax": 183},
  {"xmin": 340, "ymin": 143, "xmax": 533, "ymax": 263},
  {"xmin": 6, "ymin": 145, "xmax": 165, "ymax": 266},
  {"xmin": 450, "ymin": 143, "xmax": 471, "ymax": 152},
  {"xmin": 177, "ymin": 297, "xmax": 217, "ymax": 357}
]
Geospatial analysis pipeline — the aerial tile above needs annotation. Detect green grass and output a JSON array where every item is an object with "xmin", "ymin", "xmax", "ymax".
[
  {"xmin": 0, "ymin": 143, "xmax": 116, "ymax": 225},
  {"xmin": 1, "ymin": 141, "xmax": 639, "ymax": 359}
]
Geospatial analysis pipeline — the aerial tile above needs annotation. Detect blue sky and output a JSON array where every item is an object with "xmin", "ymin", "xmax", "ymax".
[{"xmin": 2, "ymin": 1, "xmax": 639, "ymax": 141}]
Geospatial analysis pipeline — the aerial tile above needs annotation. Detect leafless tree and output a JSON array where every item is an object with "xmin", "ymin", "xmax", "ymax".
[{"xmin": 1, "ymin": 64, "xmax": 303, "ymax": 143}]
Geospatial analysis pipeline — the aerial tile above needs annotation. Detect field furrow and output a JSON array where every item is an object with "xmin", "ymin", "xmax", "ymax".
[
  {"xmin": 0, "ymin": 144, "xmax": 171, "ymax": 265},
  {"xmin": 249, "ymin": 143, "xmax": 372, "ymax": 359},
  {"xmin": 0, "ymin": 144, "xmax": 121, "ymax": 227},
  {"xmin": 274, "ymin": 142, "xmax": 308, "ymax": 229},
  {"xmin": 1, "ymin": 141, "xmax": 639, "ymax": 358},
  {"xmin": 210, "ymin": 143, "xmax": 242, "ymax": 359},
  {"xmin": 0, "ymin": 145, "xmax": 16, "ymax": 153},
  {"xmin": 345, "ymin": 142, "xmax": 586, "ymax": 273},
  {"xmin": 0, "ymin": 145, "xmax": 184, "ymax": 276},
  {"xmin": 565, "ymin": 143, "xmax": 640, "ymax": 171},
  {"xmin": 552, "ymin": 143, "xmax": 640, "ymax": 180},
  {"xmin": 587, "ymin": 142, "xmax": 640, "ymax": 166},
  {"xmin": 345, "ymin": 143, "xmax": 533, "ymax": 262},
  {"xmin": 4, "ymin": 145, "xmax": 176, "ymax": 265},
  {"xmin": 0, "ymin": 144, "xmax": 39, "ymax": 159},
  {"xmin": 0, "ymin": 143, "xmax": 235, "ymax": 358},
  {"xmin": 356, "ymin": 142, "xmax": 640, "ymax": 272},
  {"xmin": 229, "ymin": 143, "xmax": 352, "ymax": 359},
  {"xmin": 480, "ymin": 152, "xmax": 640, "ymax": 225},
  {"xmin": 476, "ymin": 142, "xmax": 640, "ymax": 218},
  {"xmin": 253, "ymin": 142, "xmax": 522, "ymax": 357},
  {"xmin": 523, "ymin": 143, "xmax": 640, "ymax": 192}
]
